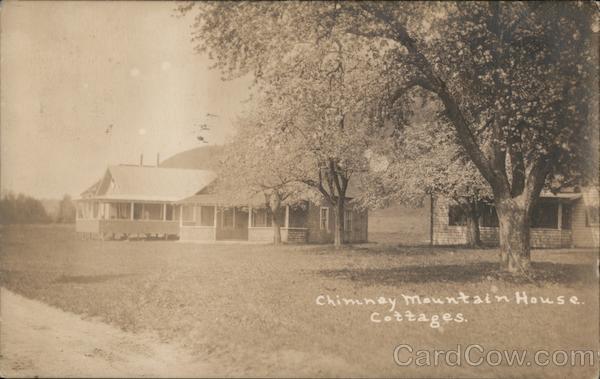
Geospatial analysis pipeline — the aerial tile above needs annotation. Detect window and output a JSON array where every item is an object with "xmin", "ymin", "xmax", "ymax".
[
  {"xmin": 133, "ymin": 203, "xmax": 143, "ymax": 219},
  {"xmin": 142, "ymin": 203, "xmax": 163, "ymax": 220},
  {"xmin": 561, "ymin": 203, "xmax": 572, "ymax": 229},
  {"xmin": 200, "ymin": 206, "xmax": 215, "ymax": 226},
  {"xmin": 251, "ymin": 209, "xmax": 272, "ymax": 227},
  {"xmin": 116, "ymin": 203, "xmax": 130, "ymax": 219},
  {"xmin": 531, "ymin": 200, "xmax": 558, "ymax": 229},
  {"xmin": 479, "ymin": 202, "xmax": 499, "ymax": 227},
  {"xmin": 448, "ymin": 204, "xmax": 468, "ymax": 226},
  {"xmin": 585, "ymin": 205, "xmax": 599, "ymax": 227},
  {"xmin": 165, "ymin": 204, "xmax": 174, "ymax": 221},
  {"xmin": 182, "ymin": 205, "xmax": 194, "ymax": 222},
  {"xmin": 344, "ymin": 210, "xmax": 353, "ymax": 232},
  {"xmin": 320, "ymin": 207, "xmax": 329, "ymax": 231}
]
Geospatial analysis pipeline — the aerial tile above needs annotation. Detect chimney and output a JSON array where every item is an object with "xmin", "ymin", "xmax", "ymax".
[
  {"xmin": 139, "ymin": 154, "xmax": 143, "ymax": 167},
  {"xmin": 156, "ymin": 153, "xmax": 160, "ymax": 167}
]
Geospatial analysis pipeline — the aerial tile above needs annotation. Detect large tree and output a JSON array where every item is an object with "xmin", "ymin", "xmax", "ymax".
[
  {"xmin": 57, "ymin": 194, "xmax": 76, "ymax": 224},
  {"xmin": 364, "ymin": 94, "xmax": 493, "ymax": 247},
  {"xmin": 215, "ymin": 109, "xmax": 311, "ymax": 245},
  {"xmin": 183, "ymin": 2, "xmax": 597, "ymax": 271},
  {"xmin": 235, "ymin": 61, "xmax": 374, "ymax": 246},
  {"xmin": 184, "ymin": 3, "xmax": 380, "ymax": 245},
  {"xmin": 343, "ymin": 2, "xmax": 597, "ymax": 272}
]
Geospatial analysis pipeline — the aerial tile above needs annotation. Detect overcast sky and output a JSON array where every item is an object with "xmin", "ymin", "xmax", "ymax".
[{"xmin": 1, "ymin": 1, "xmax": 253, "ymax": 199}]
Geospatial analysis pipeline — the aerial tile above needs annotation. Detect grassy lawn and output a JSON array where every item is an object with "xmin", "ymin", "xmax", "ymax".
[{"xmin": 1, "ymin": 224, "xmax": 598, "ymax": 378}]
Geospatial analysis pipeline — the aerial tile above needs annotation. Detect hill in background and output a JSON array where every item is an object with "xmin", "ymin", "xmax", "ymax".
[{"xmin": 159, "ymin": 145, "xmax": 225, "ymax": 170}]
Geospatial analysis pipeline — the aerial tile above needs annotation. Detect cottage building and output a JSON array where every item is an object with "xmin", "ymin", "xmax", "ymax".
[
  {"xmin": 433, "ymin": 189, "xmax": 599, "ymax": 248},
  {"xmin": 370, "ymin": 188, "xmax": 599, "ymax": 249},
  {"xmin": 75, "ymin": 165, "xmax": 215, "ymax": 239},
  {"xmin": 76, "ymin": 164, "xmax": 369, "ymax": 244},
  {"xmin": 177, "ymin": 194, "xmax": 368, "ymax": 244}
]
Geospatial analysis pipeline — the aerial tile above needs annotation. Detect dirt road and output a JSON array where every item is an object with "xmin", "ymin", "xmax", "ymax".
[{"xmin": 0, "ymin": 288, "xmax": 211, "ymax": 378}]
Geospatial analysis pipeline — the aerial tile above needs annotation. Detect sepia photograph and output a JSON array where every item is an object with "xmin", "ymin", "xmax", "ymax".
[{"xmin": 0, "ymin": 1, "xmax": 599, "ymax": 378}]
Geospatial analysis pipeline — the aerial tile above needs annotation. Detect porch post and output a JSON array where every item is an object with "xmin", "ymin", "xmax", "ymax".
[
  {"xmin": 163, "ymin": 203, "xmax": 167, "ymax": 221},
  {"xmin": 557, "ymin": 202, "xmax": 563, "ymax": 230},
  {"xmin": 179, "ymin": 205, "xmax": 183, "ymax": 227},
  {"xmin": 557, "ymin": 201, "xmax": 564, "ymax": 247},
  {"xmin": 233, "ymin": 207, "xmax": 236, "ymax": 227},
  {"xmin": 130, "ymin": 202, "xmax": 134, "ymax": 220},
  {"xmin": 193, "ymin": 204, "xmax": 197, "ymax": 222},
  {"xmin": 214, "ymin": 205, "xmax": 218, "ymax": 241},
  {"xmin": 248, "ymin": 206, "xmax": 252, "ymax": 227},
  {"xmin": 285, "ymin": 205, "xmax": 290, "ymax": 228}
]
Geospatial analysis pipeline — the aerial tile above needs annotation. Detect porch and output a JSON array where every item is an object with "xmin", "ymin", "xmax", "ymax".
[
  {"xmin": 247, "ymin": 205, "xmax": 308, "ymax": 243},
  {"xmin": 75, "ymin": 200, "xmax": 180, "ymax": 239},
  {"xmin": 178, "ymin": 200, "xmax": 309, "ymax": 243},
  {"xmin": 434, "ymin": 194, "xmax": 582, "ymax": 248}
]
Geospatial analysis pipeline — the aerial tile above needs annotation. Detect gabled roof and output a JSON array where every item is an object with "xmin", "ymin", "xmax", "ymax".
[
  {"xmin": 81, "ymin": 165, "xmax": 216, "ymax": 202},
  {"xmin": 81, "ymin": 179, "xmax": 101, "ymax": 198}
]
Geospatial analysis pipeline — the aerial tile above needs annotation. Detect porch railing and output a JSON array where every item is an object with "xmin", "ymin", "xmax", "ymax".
[{"xmin": 76, "ymin": 219, "xmax": 179, "ymax": 235}]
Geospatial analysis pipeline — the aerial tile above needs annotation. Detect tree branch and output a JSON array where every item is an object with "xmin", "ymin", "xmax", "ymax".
[
  {"xmin": 509, "ymin": 124, "xmax": 526, "ymax": 197},
  {"xmin": 523, "ymin": 153, "xmax": 554, "ymax": 208},
  {"xmin": 355, "ymin": 2, "xmax": 508, "ymax": 196}
]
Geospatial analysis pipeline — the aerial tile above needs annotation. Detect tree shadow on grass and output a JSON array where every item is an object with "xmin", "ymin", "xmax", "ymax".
[
  {"xmin": 304, "ymin": 244, "xmax": 469, "ymax": 257},
  {"xmin": 317, "ymin": 261, "xmax": 596, "ymax": 286},
  {"xmin": 53, "ymin": 273, "xmax": 136, "ymax": 284}
]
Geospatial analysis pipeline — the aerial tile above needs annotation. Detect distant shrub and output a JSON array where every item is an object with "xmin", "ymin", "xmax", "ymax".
[
  {"xmin": 56, "ymin": 194, "xmax": 76, "ymax": 224},
  {"xmin": 0, "ymin": 192, "xmax": 52, "ymax": 224}
]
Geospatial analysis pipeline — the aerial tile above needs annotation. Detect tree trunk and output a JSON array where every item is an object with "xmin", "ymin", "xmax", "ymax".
[
  {"xmin": 272, "ymin": 215, "xmax": 281, "ymax": 245},
  {"xmin": 465, "ymin": 212, "xmax": 481, "ymax": 247},
  {"xmin": 333, "ymin": 198, "xmax": 345, "ymax": 247},
  {"xmin": 495, "ymin": 198, "xmax": 531, "ymax": 273},
  {"xmin": 465, "ymin": 201, "xmax": 482, "ymax": 247},
  {"xmin": 269, "ymin": 193, "xmax": 282, "ymax": 245}
]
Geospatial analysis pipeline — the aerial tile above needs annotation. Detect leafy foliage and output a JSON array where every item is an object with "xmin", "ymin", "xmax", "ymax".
[
  {"xmin": 362, "ymin": 94, "xmax": 492, "ymax": 207},
  {"xmin": 182, "ymin": 2, "xmax": 597, "ymax": 266},
  {"xmin": 215, "ymin": 106, "xmax": 313, "ymax": 209},
  {"xmin": 0, "ymin": 193, "xmax": 52, "ymax": 224},
  {"xmin": 56, "ymin": 194, "xmax": 76, "ymax": 224}
]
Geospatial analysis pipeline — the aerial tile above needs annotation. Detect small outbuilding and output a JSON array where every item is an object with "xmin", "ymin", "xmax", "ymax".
[{"xmin": 369, "ymin": 187, "xmax": 599, "ymax": 248}]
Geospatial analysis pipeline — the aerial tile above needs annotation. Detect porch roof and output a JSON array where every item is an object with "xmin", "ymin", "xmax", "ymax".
[
  {"xmin": 92, "ymin": 195, "xmax": 185, "ymax": 202},
  {"xmin": 177, "ymin": 193, "xmax": 265, "ymax": 207},
  {"xmin": 540, "ymin": 192, "xmax": 582, "ymax": 201}
]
